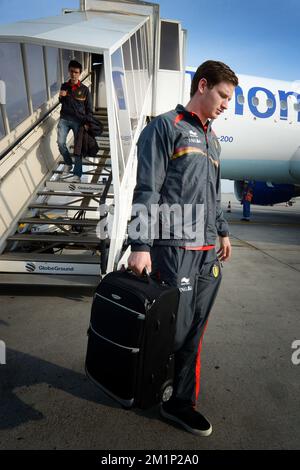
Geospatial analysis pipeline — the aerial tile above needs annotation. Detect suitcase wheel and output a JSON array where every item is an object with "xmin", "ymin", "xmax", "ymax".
[{"xmin": 161, "ymin": 382, "xmax": 173, "ymax": 403}]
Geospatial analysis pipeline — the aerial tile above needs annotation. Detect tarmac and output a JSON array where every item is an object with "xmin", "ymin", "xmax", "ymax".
[{"xmin": 0, "ymin": 194, "xmax": 299, "ymax": 450}]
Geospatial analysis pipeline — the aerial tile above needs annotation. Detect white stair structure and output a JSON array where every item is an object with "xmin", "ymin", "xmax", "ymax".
[{"xmin": 0, "ymin": 0, "xmax": 186, "ymax": 285}]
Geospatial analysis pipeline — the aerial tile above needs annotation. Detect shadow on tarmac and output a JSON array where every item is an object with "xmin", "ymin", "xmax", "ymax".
[
  {"xmin": 0, "ymin": 348, "xmax": 159, "ymax": 431},
  {"xmin": 0, "ymin": 348, "xmax": 121, "ymax": 430}
]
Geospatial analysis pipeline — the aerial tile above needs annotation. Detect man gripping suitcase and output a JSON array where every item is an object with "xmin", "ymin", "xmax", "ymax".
[{"xmin": 128, "ymin": 60, "xmax": 238, "ymax": 436}]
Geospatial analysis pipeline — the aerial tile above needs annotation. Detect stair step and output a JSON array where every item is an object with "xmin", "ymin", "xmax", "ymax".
[
  {"xmin": 29, "ymin": 203, "xmax": 100, "ymax": 211},
  {"xmin": 53, "ymin": 171, "xmax": 110, "ymax": 177},
  {"xmin": 62, "ymin": 156, "xmax": 111, "ymax": 161},
  {"xmin": 94, "ymin": 109, "xmax": 108, "ymax": 114},
  {"xmin": 7, "ymin": 234, "xmax": 101, "ymax": 244},
  {"xmin": 58, "ymin": 161, "xmax": 111, "ymax": 168},
  {"xmin": 19, "ymin": 218, "xmax": 99, "ymax": 226},
  {"xmin": 36, "ymin": 191, "xmax": 112, "ymax": 198},
  {"xmin": 46, "ymin": 181, "xmax": 112, "ymax": 194},
  {"xmin": 0, "ymin": 251, "xmax": 103, "ymax": 281},
  {"xmin": 96, "ymin": 145, "xmax": 110, "ymax": 149},
  {"xmin": 0, "ymin": 273, "xmax": 100, "ymax": 287},
  {"xmin": 0, "ymin": 252, "xmax": 101, "ymax": 263}
]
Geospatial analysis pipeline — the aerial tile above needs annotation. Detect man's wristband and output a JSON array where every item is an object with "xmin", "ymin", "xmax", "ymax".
[
  {"xmin": 130, "ymin": 244, "xmax": 151, "ymax": 253},
  {"xmin": 218, "ymin": 231, "xmax": 229, "ymax": 237}
]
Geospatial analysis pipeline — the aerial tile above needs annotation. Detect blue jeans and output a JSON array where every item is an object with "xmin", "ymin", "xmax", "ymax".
[
  {"xmin": 57, "ymin": 118, "xmax": 82, "ymax": 177},
  {"xmin": 243, "ymin": 200, "xmax": 251, "ymax": 219}
]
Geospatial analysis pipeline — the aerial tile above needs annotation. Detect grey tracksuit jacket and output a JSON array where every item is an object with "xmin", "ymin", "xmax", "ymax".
[{"xmin": 129, "ymin": 104, "xmax": 229, "ymax": 252}]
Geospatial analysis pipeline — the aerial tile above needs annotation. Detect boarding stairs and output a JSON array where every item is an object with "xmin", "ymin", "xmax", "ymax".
[{"xmin": 0, "ymin": 109, "xmax": 117, "ymax": 286}]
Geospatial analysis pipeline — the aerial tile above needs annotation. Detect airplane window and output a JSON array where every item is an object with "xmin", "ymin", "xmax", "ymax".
[
  {"xmin": 237, "ymin": 94, "xmax": 244, "ymax": 104},
  {"xmin": 0, "ymin": 43, "xmax": 29, "ymax": 130},
  {"xmin": 45, "ymin": 47, "xmax": 61, "ymax": 97},
  {"xmin": 280, "ymin": 100, "xmax": 287, "ymax": 110},
  {"xmin": 25, "ymin": 44, "xmax": 47, "ymax": 111},
  {"xmin": 252, "ymin": 96, "xmax": 259, "ymax": 106},
  {"xmin": 159, "ymin": 21, "xmax": 180, "ymax": 71},
  {"xmin": 266, "ymin": 98, "xmax": 274, "ymax": 108}
]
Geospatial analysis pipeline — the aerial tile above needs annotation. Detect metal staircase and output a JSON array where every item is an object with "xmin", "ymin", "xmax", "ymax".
[
  {"xmin": 0, "ymin": 109, "xmax": 114, "ymax": 286},
  {"xmin": 0, "ymin": 1, "xmax": 187, "ymax": 287}
]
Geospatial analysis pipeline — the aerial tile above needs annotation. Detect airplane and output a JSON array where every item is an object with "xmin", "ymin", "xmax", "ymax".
[
  {"xmin": 0, "ymin": 0, "xmax": 298, "ymax": 286},
  {"xmin": 184, "ymin": 68, "xmax": 300, "ymax": 205}
]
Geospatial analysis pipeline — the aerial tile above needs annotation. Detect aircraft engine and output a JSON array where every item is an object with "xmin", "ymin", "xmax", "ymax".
[{"xmin": 234, "ymin": 180, "xmax": 300, "ymax": 205}]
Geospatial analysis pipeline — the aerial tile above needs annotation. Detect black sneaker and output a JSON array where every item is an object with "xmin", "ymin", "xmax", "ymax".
[{"xmin": 160, "ymin": 402, "xmax": 212, "ymax": 436}]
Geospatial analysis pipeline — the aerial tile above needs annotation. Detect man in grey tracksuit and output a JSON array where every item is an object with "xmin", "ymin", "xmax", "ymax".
[{"xmin": 128, "ymin": 60, "xmax": 239, "ymax": 436}]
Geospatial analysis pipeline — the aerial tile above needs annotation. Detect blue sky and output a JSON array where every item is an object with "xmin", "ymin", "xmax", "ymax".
[
  {"xmin": 159, "ymin": 0, "xmax": 300, "ymax": 81},
  {"xmin": 0, "ymin": 0, "xmax": 299, "ymax": 81}
]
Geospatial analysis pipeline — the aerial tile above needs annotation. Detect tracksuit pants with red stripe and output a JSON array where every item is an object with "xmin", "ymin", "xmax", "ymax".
[{"xmin": 151, "ymin": 245, "xmax": 222, "ymax": 408}]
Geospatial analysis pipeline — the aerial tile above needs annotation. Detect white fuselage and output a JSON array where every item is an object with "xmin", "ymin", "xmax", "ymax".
[{"xmin": 184, "ymin": 70, "xmax": 300, "ymax": 184}]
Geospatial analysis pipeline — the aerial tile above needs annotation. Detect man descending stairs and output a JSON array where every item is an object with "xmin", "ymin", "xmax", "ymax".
[{"xmin": 0, "ymin": 109, "xmax": 114, "ymax": 286}]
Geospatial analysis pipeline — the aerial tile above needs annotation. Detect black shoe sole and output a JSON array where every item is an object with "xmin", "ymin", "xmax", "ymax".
[{"xmin": 160, "ymin": 406, "xmax": 213, "ymax": 437}]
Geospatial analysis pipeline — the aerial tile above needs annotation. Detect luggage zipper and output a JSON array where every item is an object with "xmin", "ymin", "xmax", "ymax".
[
  {"xmin": 94, "ymin": 293, "xmax": 145, "ymax": 319},
  {"xmin": 89, "ymin": 323, "xmax": 140, "ymax": 353},
  {"xmin": 101, "ymin": 279, "xmax": 155, "ymax": 311}
]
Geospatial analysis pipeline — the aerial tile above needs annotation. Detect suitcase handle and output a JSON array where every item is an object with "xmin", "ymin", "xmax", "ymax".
[
  {"xmin": 125, "ymin": 267, "xmax": 155, "ymax": 285},
  {"xmin": 142, "ymin": 267, "xmax": 150, "ymax": 278}
]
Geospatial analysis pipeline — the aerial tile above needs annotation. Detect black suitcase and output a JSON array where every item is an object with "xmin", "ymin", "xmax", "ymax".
[{"xmin": 85, "ymin": 270, "xmax": 179, "ymax": 409}]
